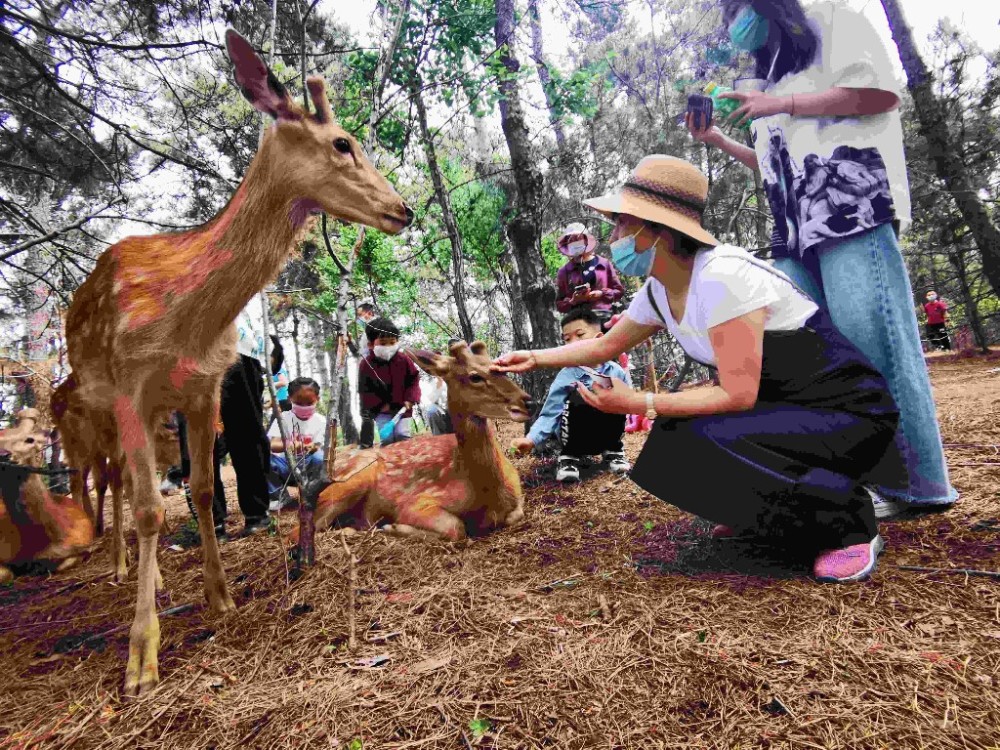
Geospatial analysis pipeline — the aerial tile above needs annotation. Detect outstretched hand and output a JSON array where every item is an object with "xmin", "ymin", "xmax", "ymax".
[
  {"xmin": 685, "ymin": 111, "xmax": 725, "ymax": 147},
  {"xmin": 574, "ymin": 377, "xmax": 641, "ymax": 415},
  {"xmin": 492, "ymin": 350, "xmax": 538, "ymax": 374}
]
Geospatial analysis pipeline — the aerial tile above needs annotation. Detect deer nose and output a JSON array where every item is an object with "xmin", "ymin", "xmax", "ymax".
[
  {"xmin": 403, "ymin": 204, "xmax": 415, "ymax": 227},
  {"xmin": 523, "ymin": 398, "xmax": 535, "ymax": 413}
]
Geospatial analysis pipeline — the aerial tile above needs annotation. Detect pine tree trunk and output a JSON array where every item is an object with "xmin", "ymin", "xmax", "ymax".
[
  {"xmin": 880, "ymin": 0, "xmax": 1000, "ymax": 298},
  {"xmin": 411, "ymin": 78, "xmax": 476, "ymax": 342},
  {"xmin": 526, "ymin": 0, "xmax": 566, "ymax": 150},
  {"xmin": 291, "ymin": 308, "xmax": 302, "ymax": 378},
  {"xmin": 948, "ymin": 250, "xmax": 988, "ymax": 352},
  {"xmin": 338, "ymin": 355, "xmax": 359, "ymax": 444},
  {"xmin": 494, "ymin": 0, "xmax": 560, "ymax": 357}
]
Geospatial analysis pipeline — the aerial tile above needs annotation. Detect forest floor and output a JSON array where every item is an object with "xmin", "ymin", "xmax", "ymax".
[{"xmin": 1, "ymin": 350, "xmax": 999, "ymax": 750}]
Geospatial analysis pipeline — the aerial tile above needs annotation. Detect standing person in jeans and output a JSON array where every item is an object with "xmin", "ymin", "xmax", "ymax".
[
  {"xmin": 923, "ymin": 291, "xmax": 951, "ymax": 351},
  {"xmin": 554, "ymin": 222, "xmax": 626, "ymax": 324},
  {"xmin": 210, "ymin": 304, "xmax": 272, "ymax": 538},
  {"xmin": 686, "ymin": 0, "xmax": 955, "ymax": 517}
]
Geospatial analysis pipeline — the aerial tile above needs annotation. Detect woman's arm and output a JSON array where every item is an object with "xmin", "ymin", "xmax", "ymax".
[
  {"xmin": 721, "ymin": 88, "xmax": 899, "ymax": 129},
  {"xmin": 494, "ymin": 315, "xmax": 657, "ymax": 373},
  {"xmin": 686, "ymin": 113, "xmax": 760, "ymax": 171},
  {"xmin": 576, "ymin": 309, "xmax": 766, "ymax": 417}
]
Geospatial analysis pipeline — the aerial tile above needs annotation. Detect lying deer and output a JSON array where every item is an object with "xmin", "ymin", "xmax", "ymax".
[
  {"xmin": 51, "ymin": 377, "xmax": 180, "ymax": 582},
  {"xmin": 291, "ymin": 341, "xmax": 531, "ymax": 543},
  {"xmin": 63, "ymin": 29, "xmax": 411, "ymax": 696},
  {"xmin": 0, "ymin": 409, "xmax": 94, "ymax": 584}
]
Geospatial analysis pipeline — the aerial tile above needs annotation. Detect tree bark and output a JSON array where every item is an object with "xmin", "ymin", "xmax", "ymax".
[
  {"xmin": 291, "ymin": 308, "xmax": 301, "ymax": 378},
  {"xmin": 880, "ymin": 0, "xmax": 1000, "ymax": 297},
  {"xmin": 526, "ymin": 0, "xmax": 566, "ymax": 150},
  {"xmin": 410, "ymin": 78, "xmax": 476, "ymax": 342},
  {"xmin": 948, "ymin": 249, "xmax": 988, "ymax": 352},
  {"xmin": 494, "ymin": 0, "xmax": 560, "ymax": 358}
]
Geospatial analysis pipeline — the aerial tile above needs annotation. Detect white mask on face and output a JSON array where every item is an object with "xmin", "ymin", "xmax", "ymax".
[
  {"xmin": 373, "ymin": 344, "xmax": 399, "ymax": 361},
  {"xmin": 567, "ymin": 241, "xmax": 588, "ymax": 257}
]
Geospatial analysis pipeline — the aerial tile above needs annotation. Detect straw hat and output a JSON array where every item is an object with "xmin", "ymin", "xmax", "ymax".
[
  {"xmin": 582, "ymin": 155, "xmax": 719, "ymax": 247},
  {"xmin": 556, "ymin": 222, "xmax": 598, "ymax": 254}
]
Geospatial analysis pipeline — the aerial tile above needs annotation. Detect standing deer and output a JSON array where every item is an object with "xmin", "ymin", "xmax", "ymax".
[
  {"xmin": 0, "ymin": 409, "xmax": 94, "ymax": 584},
  {"xmin": 63, "ymin": 29, "xmax": 412, "ymax": 696},
  {"xmin": 291, "ymin": 341, "xmax": 532, "ymax": 543}
]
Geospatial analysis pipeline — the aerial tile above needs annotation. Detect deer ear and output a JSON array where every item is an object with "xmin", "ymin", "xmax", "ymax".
[
  {"xmin": 306, "ymin": 77, "xmax": 335, "ymax": 124},
  {"xmin": 469, "ymin": 341, "xmax": 489, "ymax": 357},
  {"xmin": 405, "ymin": 348, "xmax": 449, "ymax": 376},
  {"xmin": 225, "ymin": 29, "xmax": 302, "ymax": 121}
]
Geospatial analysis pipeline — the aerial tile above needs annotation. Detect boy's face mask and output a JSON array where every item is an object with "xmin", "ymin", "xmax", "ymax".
[
  {"xmin": 373, "ymin": 344, "xmax": 399, "ymax": 361},
  {"xmin": 291, "ymin": 402, "xmax": 317, "ymax": 420},
  {"xmin": 927, "ymin": 293, "xmax": 938, "ymax": 301}
]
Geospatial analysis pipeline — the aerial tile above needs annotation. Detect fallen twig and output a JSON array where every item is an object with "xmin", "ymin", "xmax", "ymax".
[
  {"xmin": 897, "ymin": 565, "xmax": 1000, "ymax": 580},
  {"xmin": 340, "ymin": 533, "xmax": 357, "ymax": 651}
]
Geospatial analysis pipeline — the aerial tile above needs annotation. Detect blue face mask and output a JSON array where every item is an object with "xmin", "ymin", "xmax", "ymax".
[
  {"xmin": 610, "ymin": 230, "xmax": 656, "ymax": 277},
  {"xmin": 729, "ymin": 5, "xmax": 770, "ymax": 51}
]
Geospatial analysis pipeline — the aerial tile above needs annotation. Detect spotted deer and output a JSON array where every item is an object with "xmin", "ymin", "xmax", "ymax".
[
  {"xmin": 0, "ymin": 409, "xmax": 94, "ymax": 584},
  {"xmin": 290, "ymin": 341, "xmax": 532, "ymax": 543},
  {"xmin": 63, "ymin": 29, "xmax": 412, "ymax": 696}
]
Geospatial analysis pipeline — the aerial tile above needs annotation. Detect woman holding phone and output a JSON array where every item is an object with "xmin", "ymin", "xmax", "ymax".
[
  {"xmin": 685, "ymin": 0, "xmax": 955, "ymax": 517},
  {"xmin": 554, "ymin": 222, "xmax": 625, "ymax": 322},
  {"xmin": 495, "ymin": 155, "xmax": 900, "ymax": 583}
]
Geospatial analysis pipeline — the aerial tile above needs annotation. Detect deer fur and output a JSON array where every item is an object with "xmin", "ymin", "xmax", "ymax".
[
  {"xmin": 290, "ymin": 341, "xmax": 532, "ymax": 544},
  {"xmin": 63, "ymin": 29, "xmax": 411, "ymax": 696},
  {"xmin": 0, "ymin": 409, "xmax": 94, "ymax": 584}
]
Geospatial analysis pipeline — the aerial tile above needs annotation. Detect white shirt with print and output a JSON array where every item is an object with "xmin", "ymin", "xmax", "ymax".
[
  {"xmin": 268, "ymin": 411, "xmax": 328, "ymax": 450},
  {"xmin": 236, "ymin": 304, "xmax": 266, "ymax": 363},
  {"xmin": 625, "ymin": 246, "xmax": 817, "ymax": 367},
  {"xmin": 749, "ymin": 0, "xmax": 910, "ymax": 259}
]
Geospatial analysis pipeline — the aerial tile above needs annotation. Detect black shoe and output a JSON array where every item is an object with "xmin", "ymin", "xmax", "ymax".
[
  {"xmin": 243, "ymin": 516, "xmax": 272, "ymax": 536},
  {"xmin": 214, "ymin": 524, "xmax": 229, "ymax": 543}
]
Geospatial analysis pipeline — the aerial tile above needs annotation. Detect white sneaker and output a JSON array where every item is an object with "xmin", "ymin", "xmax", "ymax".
[
  {"xmin": 866, "ymin": 487, "xmax": 905, "ymax": 520},
  {"xmin": 603, "ymin": 452, "xmax": 630, "ymax": 474},
  {"xmin": 556, "ymin": 457, "xmax": 580, "ymax": 483}
]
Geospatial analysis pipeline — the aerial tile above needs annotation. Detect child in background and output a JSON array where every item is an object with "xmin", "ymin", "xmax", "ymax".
[
  {"xmin": 358, "ymin": 317, "xmax": 421, "ymax": 447},
  {"xmin": 511, "ymin": 308, "xmax": 631, "ymax": 482},
  {"xmin": 268, "ymin": 377, "xmax": 326, "ymax": 510}
]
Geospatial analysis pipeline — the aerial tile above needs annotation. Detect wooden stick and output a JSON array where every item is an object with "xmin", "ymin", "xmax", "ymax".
[
  {"xmin": 340, "ymin": 533, "xmax": 357, "ymax": 650},
  {"xmin": 896, "ymin": 565, "xmax": 1000, "ymax": 580}
]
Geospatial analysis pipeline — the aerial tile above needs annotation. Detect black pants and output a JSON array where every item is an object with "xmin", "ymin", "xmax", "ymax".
[
  {"xmin": 559, "ymin": 392, "xmax": 626, "ymax": 458},
  {"xmin": 211, "ymin": 355, "xmax": 270, "ymax": 525},
  {"xmin": 632, "ymin": 405, "xmax": 894, "ymax": 551},
  {"xmin": 926, "ymin": 323, "xmax": 951, "ymax": 351}
]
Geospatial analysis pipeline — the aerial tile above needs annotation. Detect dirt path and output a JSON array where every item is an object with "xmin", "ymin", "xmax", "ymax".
[{"xmin": 1, "ymin": 353, "xmax": 998, "ymax": 749}]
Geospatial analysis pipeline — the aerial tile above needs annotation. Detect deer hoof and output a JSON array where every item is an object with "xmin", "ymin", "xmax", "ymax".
[
  {"xmin": 0, "ymin": 566, "xmax": 12, "ymax": 585},
  {"xmin": 123, "ymin": 619, "xmax": 160, "ymax": 697}
]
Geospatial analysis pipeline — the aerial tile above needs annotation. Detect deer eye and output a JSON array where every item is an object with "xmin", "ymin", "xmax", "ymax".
[
  {"xmin": 23, "ymin": 437, "xmax": 35, "ymax": 444},
  {"xmin": 469, "ymin": 374, "xmax": 485, "ymax": 384},
  {"xmin": 333, "ymin": 138, "xmax": 352, "ymax": 155}
]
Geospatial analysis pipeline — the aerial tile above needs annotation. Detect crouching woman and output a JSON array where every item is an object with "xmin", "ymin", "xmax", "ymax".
[{"xmin": 494, "ymin": 155, "xmax": 901, "ymax": 583}]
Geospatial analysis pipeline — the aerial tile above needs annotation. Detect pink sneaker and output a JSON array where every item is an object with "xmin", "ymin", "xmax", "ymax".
[{"xmin": 813, "ymin": 536, "xmax": 885, "ymax": 583}]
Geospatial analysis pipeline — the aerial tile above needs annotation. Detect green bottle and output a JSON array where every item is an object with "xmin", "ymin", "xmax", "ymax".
[{"xmin": 704, "ymin": 82, "xmax": 751, "ymax": 131}]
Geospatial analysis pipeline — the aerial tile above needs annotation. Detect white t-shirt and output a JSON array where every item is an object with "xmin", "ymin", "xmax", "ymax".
[
  {"xmin": 236, "ymin": 305, "xmax": 266, "ymax": 363},
  {"xmin": 750, "ymin": 0, "xmax": 910, "ymax": 259},
  {"xmin": 625, "ymin": 245, "xmax": 818, "ymax": 367},
  {"xmin": 268, "ymin": 411, "xmax": 328, "ymax": 449}
]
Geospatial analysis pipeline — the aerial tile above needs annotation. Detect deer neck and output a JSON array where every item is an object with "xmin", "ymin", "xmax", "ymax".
[
  {"xmin": 162, "ymin": 133, "xmax": 316, "ymax": 354},
  {"xmin": 452, "ymin": 412, "xmax": 507, "ymax": 482}
]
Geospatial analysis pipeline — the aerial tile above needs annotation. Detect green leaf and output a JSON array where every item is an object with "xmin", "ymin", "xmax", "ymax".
[
  {"xmin": 643, "ymin": 520, "xmax": 655, "ymax": 532},
  {"xmin": 347, "ymin": 739, "xmax": 364, "ymax": 750},
  {"xmin": 468, "ymin": 718, "xmax": 491, "ymax": 738},
  {"xmin": 697, "ymin": 630, "xmax": 708, "ymax": 643}
]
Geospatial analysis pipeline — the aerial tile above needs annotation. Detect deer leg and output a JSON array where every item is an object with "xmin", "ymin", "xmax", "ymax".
[
  {"xmin": 71, "ymin": 462, "xmax": 96, "ymax": 534},
  {"xmin": 116, "ymin": 398, "xmax": 165, "ymax": 697},
  {"xmin": 109, "ymin": 459, "xmax": 128, "ymax": 583},
  {"xmin": 186, "ymin": 399, "xmax": 235, "ymax": 616},
  {"xmin": 389, "ymin": 504, "xmax": 467, "ymax": 542},
  {"xmin": 94, "ymin": 455, "xmax": 109, "ymax": 536}
]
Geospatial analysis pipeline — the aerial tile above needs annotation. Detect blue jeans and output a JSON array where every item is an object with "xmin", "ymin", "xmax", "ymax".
[
  {"xmin": 269, "ymin": 450, "xmax": 324, "ymax": 495},
  {"xmin": 773, "ymin": 224, "xmax": 957, "ymax": 505},
  {"xmin": 375, "ymin": 413, "xmax": 412, "ymax": 445}
]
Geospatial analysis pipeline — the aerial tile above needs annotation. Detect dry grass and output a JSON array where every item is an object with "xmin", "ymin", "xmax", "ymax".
[{"xmin": 1, "ymin": 353, "xmax": 999, "ymax": 749}]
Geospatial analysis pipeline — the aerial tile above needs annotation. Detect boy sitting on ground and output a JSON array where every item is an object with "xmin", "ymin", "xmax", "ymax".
[
  {"xmin": 358, "ymin": 317, "xmax": 421, "ymax": 448},
  {"xmin": 511, "ymin": 307, "xmax": 631, "ymax": 482},
  {"xmin": 268, "ymin": 377, "xmax": 326, "ymax": 510}
]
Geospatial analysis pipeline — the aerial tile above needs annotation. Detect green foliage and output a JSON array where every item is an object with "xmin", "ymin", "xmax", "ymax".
[
  {"xmin": 468, "ymin": 718, "xmax": 491, "ymax": 738},
  {"xmin": 540, "ymin": 234, "xmax": 565, "ymax": 277}
]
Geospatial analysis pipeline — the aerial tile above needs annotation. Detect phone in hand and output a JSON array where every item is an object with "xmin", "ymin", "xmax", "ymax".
[
  {"xmin": 578, "ymin": 365, "xmax": 613, "ymax": 388},
  {"xmin": 687, "ymin": 94, "xmax": 714, "ymax": 131},
  {"xmin": 574, "ymin": 283, "xmax": 590, "ymax": 295}
]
